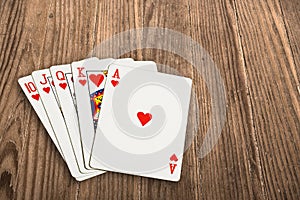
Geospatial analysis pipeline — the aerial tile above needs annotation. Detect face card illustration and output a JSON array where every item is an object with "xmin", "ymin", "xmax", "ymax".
[
  {"xmin": 50, "ymin": 64, "xmax": 105, "ymax": 176},
  {"xmin": 18, "ymin": 76, "xmax": 64, "ymax": 158},
  {"xmin": 90, "ymin": 65, "xmax": 192, "ymax": 182},
  {"xmin": 90, "ymin": 88, "xmax": 104, "ymax": 126},
  {"xmin": 31, "ymin": 69, "xmax": 102, "ymax": 180},
  {"xmin": 87, "ymin": 71, "xmax": 106, "ymax": 130}
]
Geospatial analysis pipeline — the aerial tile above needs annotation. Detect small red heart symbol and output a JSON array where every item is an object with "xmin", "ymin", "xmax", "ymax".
[
  {"xmin": 51, "ymin": 80, "xmax": 55, "ymax": 86},
  {"xmin": 89, "ymin": 74, "xmax": 104, "ymax": 87},
  {"xmin": 59, "ymin": 83, "xmax": 67, "ymax": 89},
  {"xmin": 43, "ymin": 87, "xmax": 50, "ymax": 93},
  {"xmin": 71, "ymin": 77, "xmax": 74, "ymax": 82},
  {"xmin": 79, "ymin": 79, "xmax": 87, "ymax": 86},
  {"xmin": 111, "ymin": 80, "xmax": 119, "ymax": 87},
  {"xmin": 170, "ymin": 154, "xmax": 178, "ymax": 162},
  {"xmin": 31, "ymin": 94, "xmax": 40, "ymax": 101},
  {"xmin": 137, "ymin": 112, "xmax": 152, "ymax": 126}
]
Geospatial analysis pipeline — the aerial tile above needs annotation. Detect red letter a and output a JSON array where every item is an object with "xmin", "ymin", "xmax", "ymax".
[
  {"xmin": 112, "ymin": 69, "xmax": 120, "ymax": 79},
  {"xmin": 169, "ymin": 163, "xmax": 177, "ymax": 174}
]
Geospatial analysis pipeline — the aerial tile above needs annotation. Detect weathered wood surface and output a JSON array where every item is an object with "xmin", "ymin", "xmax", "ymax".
[{"xmin": 0, "ymin": 0, "xmax": 299, "ymax": 199}]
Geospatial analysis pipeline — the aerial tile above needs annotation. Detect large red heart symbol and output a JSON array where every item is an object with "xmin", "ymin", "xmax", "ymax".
[
  {"xmin": 43, "ymin": 87, "xmax": 50, "ymax": 93},
  {"xmin": 79, "ymin": 79, "xmax": 87, "ymax": 86},
  {"xmin": 31, "ymin": 94, "xmax": 40, "ymax": 101},
  {"xmin": 137, "ymin": 112, "xmax": 152, "ymax": 126},
  {"xmin": 111, "ymin": 80, "xmax": 119, "ymax": 87},
  {"xmin": 170, "ymin": 154, "xmax": 178, "ymax": 162},
  {"xmin": 89, "ymin": 74, "xmax": 104, "ymax": 87},
  {"xmin": 59, "ymin": 83, "xmax": 67, "ymax": 89}
]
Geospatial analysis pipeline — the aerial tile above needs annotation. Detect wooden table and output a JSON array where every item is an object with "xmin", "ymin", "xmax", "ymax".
[{"xmin": 0, "ymin": 0, "xmax": 299, "ymax": 199}]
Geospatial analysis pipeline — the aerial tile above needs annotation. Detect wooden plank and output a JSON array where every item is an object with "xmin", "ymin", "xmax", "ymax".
[
  {"xmin": 233, "ymin": 0, "xmax": 300, "ymax": 199},
  {"xmin": 278, "ymin": 0, "xmax": 300, "ymax": 92},
  {"xmin": 0, "ymin": 0, "xmax": 299, "ymax": 199},
  {"xmin": 187, "ymin": 0, "xmax": 267, "ymax": 199}
]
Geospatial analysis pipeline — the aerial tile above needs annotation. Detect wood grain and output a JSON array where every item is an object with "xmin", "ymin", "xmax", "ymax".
[
  {"xmin": 0, "ymin": 0, "xmax": 299, "ymax": 199},
  {"xmin": 234, "ymin": 0, "xmax": 300, "ymax": 199}
]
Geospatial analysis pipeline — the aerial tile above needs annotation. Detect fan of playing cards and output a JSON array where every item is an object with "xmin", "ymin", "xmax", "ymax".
[{"xmin": 18, "ymin": 58, "xmax": 192, "ymax": 182}]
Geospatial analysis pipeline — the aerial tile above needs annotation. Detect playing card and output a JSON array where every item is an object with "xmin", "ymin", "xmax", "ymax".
[
  {"xmin": 50, "ymin": 64, "xmax": 105, "ymax": 176},
  {"xmin": 31, "ymin": 69, "xmax": 101, "ymax": 180},
  {"xmin": 72, "ymin": 57, "xmax": 114, "ymax": 170},
  {"xmin": 18, "ymin": 75, "xmax": 64, "ymax": 158},
  {"xmin": 90, "ymin": 65, "xmax": 192, "ymax": 181},
  {"xmin": 72, "ymin": 57, "xmax": 157, "ymax": 170}
]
